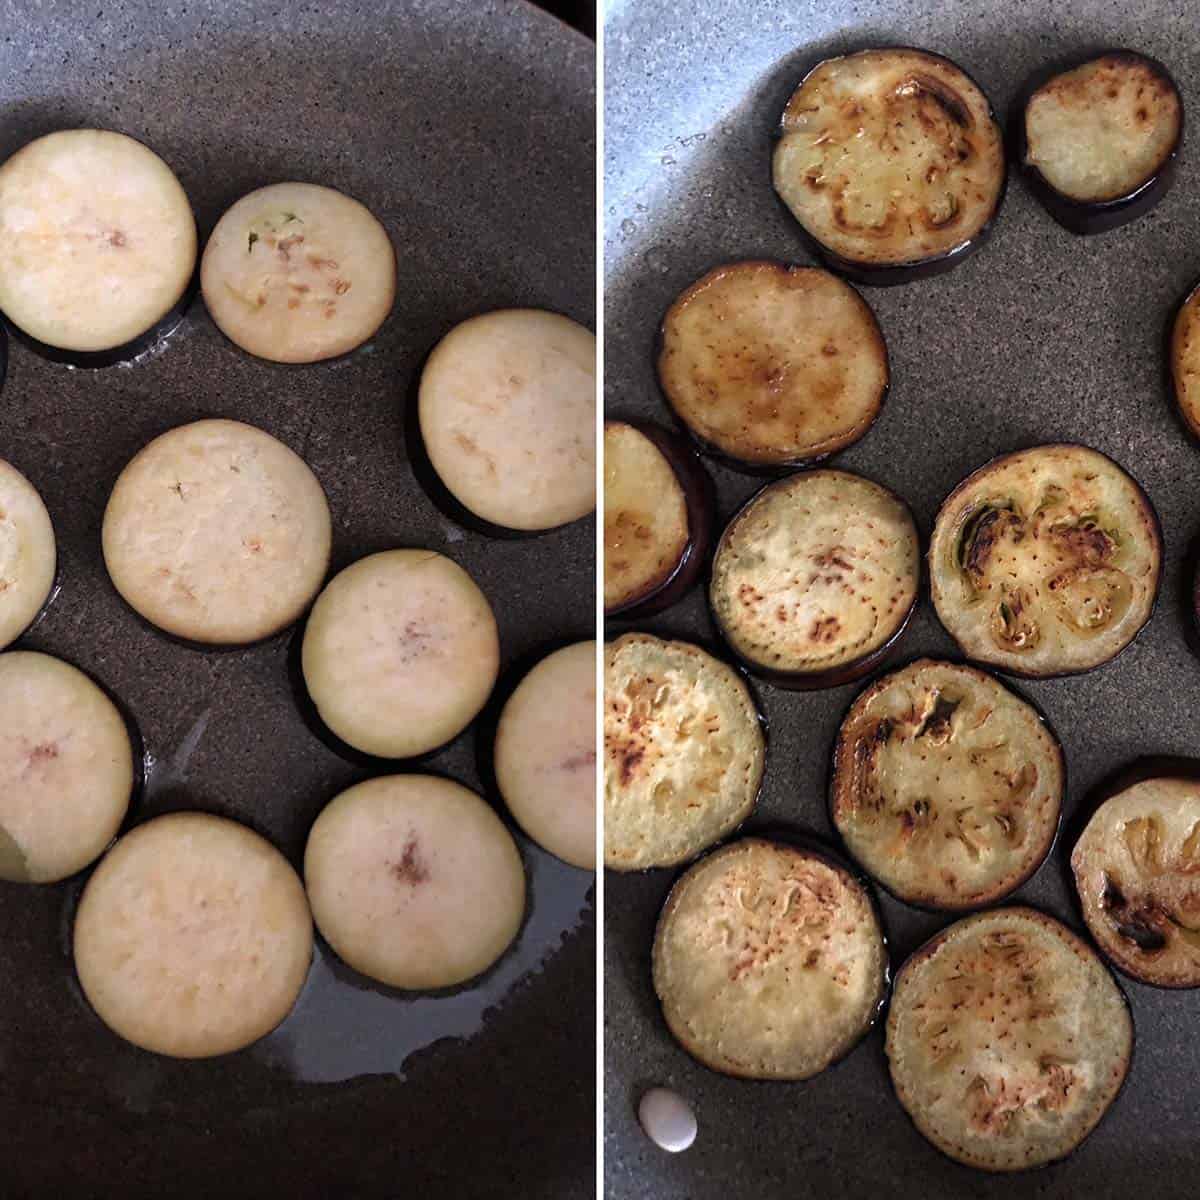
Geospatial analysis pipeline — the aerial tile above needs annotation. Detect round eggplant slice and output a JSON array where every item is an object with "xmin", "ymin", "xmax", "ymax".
[
  {"xmin": 1071, "ymin": 776, "xmax": 1200, "ymax": 988},
  {"xmin": 773, "ymin": 48, "xmax": 1005, "ymax": 283},
  {"xmin": 604, "ymin": 634, "xmax": 764, "ymax": 872},
  {"xmin": 0, "ymin": 130, "xmax": 196, "ymax": 354},
  {"xmin": 304, "ymin": 775, "xmax": 526, "ymax": 990},
  {"xmin": 102, "ymin": 419, "xmax": 332, "ymax": 646},
  {"xmin": 494, "ymin": 640, "xmax": 596, "ymax": 870},
  {"xmin": 418, "ymin": 309, "xmax": 596, "ymax": 533},
  {"xmin": 831, "ymin": 659, "xmax": 1063, "ymax": 910},
  {"xmin": 0, "ymin": 460, "xmax": 56, "ymax": 650},
  {"xmin": 656, "ymin": 262, "xmax": 888, "ymax": 468},
  {"xmin": 929, "ymin": 445, "xmax": 1160, "ymax": 677},
  {"xmin": 709, "ymin": 469, "xmax": 919, "ymax": 688},
  {"xmin": 0, "ymin": 651, "xmax": 134, "ymax": 883},
  {"xmin": 886, "ymin": 907, "xmax": 1131, "ymax": 1171},
  {"xmin": 1022, "ymin": 52, "xmax": 1182, "ymax": 235},
  {"xmin": 653, "ymin": 838, "xmax": 887, "ymax": 1079},
  {"xmin": 201, "ymin": 182, "xmax": 395, "ymax": 363},
  {"xmin": 1170, "ymin": 282, "xmax": 1200, "ymax": 439},
  {"xmin": 604, "ymin": 419, "xmax": 713, "ymax": 616},
  {"xmin": 301, "ymin": 549, "xmax": 500, "ymax": 759},
  {"xmin": 74, "ymin": 812, "xmax": 312, "ymax": 1058}
]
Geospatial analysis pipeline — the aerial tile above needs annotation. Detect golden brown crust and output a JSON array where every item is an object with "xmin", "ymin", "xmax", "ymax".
[{"xmin": 1171, "ymin": 285, "xmax": 1200, "ymax": 438}]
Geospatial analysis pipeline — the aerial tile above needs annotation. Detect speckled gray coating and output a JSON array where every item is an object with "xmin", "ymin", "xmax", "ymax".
[
  {"xmin": 0, "ymin": 2, "xmax": 593, "ymax": 1197},
  {"xmin": 605, "ymin": 1, "xmax": 1200, "ymax": 1196}
]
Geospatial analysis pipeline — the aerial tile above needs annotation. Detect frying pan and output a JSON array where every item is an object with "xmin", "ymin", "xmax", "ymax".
[
  {"xmin": 0, "ymin": 1, "xmax": 594, "ymax": 1196},
  {"xmin": 605, "ymin": 1, "xmax": 1200, "ymax": 1195}
]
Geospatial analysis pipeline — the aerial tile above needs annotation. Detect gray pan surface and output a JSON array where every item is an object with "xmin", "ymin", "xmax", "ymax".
[
  {"xmin": 0, "ymin": 1, "xmax": 595, "ymax": 1196},
  {"xmin": 605, "ymin": 1, "xmax": 1200, "ymax": 1196}
]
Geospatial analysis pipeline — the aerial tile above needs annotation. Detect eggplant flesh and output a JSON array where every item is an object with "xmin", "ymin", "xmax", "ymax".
[
  {"xmin": 929, "ymin": 445, "xmax": 1160, "ymax": 677},
  {"xmin": 1022, "ymin": 52, "xmax": 1182, "ymax": 235},
  {"xmin": 886, "ymin": 907, "xmax": 1132, "ymax": 1171},
  {"xmin": 1170, "ymin": 283, "xmax": 1200, "ymax": 439},
  {"xmin": 831, "ymin": 659, "xmax": 1063, "ymax": 910},
  {"xmin": 653, "ymin": 838, "xmax": 886, "ymax": 1079},
  {"xmin": 1072, "ymin": 777, "xmax": 1200, "ymax": 987},
  {"xmin": 657, "ymin": 262, "xmax": 887, "ymax": 467},
  {"xmin": 603, "ymin": 634, "xmax": 765, "ymax": 871},
  {"xmin": 710, "ymin": 469, "xmax": 919, "ymax": 687},
  {"xmin": 773, "ymin": 48, "xmax": 1005, "ymax": 279},
  {"xmin": 0, "ymin": 458, "xmax": 56, "ymax": 651}
]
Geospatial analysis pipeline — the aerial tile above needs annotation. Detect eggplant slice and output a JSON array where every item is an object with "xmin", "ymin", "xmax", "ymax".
[
  {"xmin": 887, "ymin": 907, "xmax": 1132, "ymax": 1172},
  {"xmin": 604, "ymin": 633, "xmax": 765, "ymax": 871},
  {"xmin": 1022, "ymin": 52, "xmax": 1182, "ymax": 235},
  {"xmin": 929, "ymin": 445, "xmax": 1160, "ymax": 677},
  {"xmin": 0, "ymin": 459, "xmax": 56, "ymax": 651},
  {"xmin": 653, "ymin": 838, "xmax": 887, "ymax": 1079},
  {"xmin": 1071, "ymin": 776, "xmax": 1200, "ymax": 987},
  {"xmin": 832, "ymin": 660, "xmax": 1063, "ymax": 910},
  {"xmin": 657, "ymin": 262, "xmax": 888, "ymax": 467},
  {"xmin": 604, "ymin": 420, "xmax": 713, "ymax": 616},
  {"xmin": 1170, "ymin": 282, "xmax": 1200, "ymax": 439},
  {"xmin": 710, "ymin": 469, "xmax": 919, "ymax": 687},
  {"xmin": 773, "ymin": 48, "xmax": 1005, "ymax": 282}
]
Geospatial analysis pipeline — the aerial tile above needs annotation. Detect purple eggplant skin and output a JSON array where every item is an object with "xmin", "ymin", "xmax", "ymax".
[
  {"xmin": 604, "ymin": 418, "xmax": 715, "ymax": 618},
  {"xmin": 771, "ymin": 46, "xmax": 1008, "ymax": 287},
  {"xmin": 1015, "ymin": 50, "xmax": 1183, "ymax": 237},
  {"xmin": 825, "ymin": 655, "xmax": 1067, "ymax": 916}
]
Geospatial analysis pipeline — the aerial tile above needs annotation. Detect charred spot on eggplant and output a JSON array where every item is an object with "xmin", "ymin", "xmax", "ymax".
[
  {"xmin": 656, "ymin": 262, "xmax": 888, "ymax": 468},
  {"xmin": 604, "ymin": 634, "xmax": 765, "ymax": 871},
  {"xmin": 653, "ymin": 837, "xmax": 887, "ymax": 1079},
  {"xmin": 1072, "ymin": 776, "xmax": 1200, "ymax": 987},
  {"xmin": 604, "ymin": 420, "xmax": 714, "ymax": 617},
  {"xmin": 1170, "ymin": 282, "xmax": 1200, "ymax": 440},
  {"xmin": 1021, "ymin": 51, "xmax": 1182, "ymax": 236},
  {"xmin": 831, "ymin": 659, "xmax": 1064, "ymax": 910},
  {"xmin": 886, "ymin": 907, "xmax": 1132, "ymax": 1171},
  {"xmin": 709, "ymin": 469, "xmax": 919, "ymax": 688},
  {"xmin": 929, "ymin": 445, "xmax": 1160, "ymax": 677},
  {"xmin": 773, "ymin": 48, "xmax": 1005, "ymax": 283}
]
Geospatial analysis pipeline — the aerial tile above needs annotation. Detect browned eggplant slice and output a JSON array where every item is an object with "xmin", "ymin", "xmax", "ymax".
[
  {"xmin": 773, "ymin": 48, "xmax": 1005, "ymax": 284},
  {"xmin": 929, "ymin": 445, "xmax": 1160, "ymax": 677},
  {"xmin": 653, "ymin": 837, "xmax": 887, "ymax": 1079},
  {"xmin": 604, "ymin": 420, "xmax": 714, "ymax": 616},
  {"xmin": 1022, "ymin": 52, "xmax": 1182, "ymax": 236},
  {"xmin": 831, "ymin": 659, "xmax": 1063, "ymax": 910},
  {"xmin": 887, "ymin": 907, "xmax": 1132, "ymax": 1171},
  {"xmin": 604, "ymin": 634, "xmax": 765, "ymax": 871},
  {"xmin": 1071, "ymin": 775, "xmax": 1200, "ymax": 987},
  {"xmin": 710, "ymin": 469, "xmax": 919, "ymax": 688},
  {"xmin": 1170, "ymin": 281, "xmax": 1200, "ymax": 439},
  {"xmin": 656, "ymin": 262, "xmax": 888, "ymax": 468}
]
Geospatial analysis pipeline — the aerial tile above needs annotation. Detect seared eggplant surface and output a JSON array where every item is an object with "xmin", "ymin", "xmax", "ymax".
[
  {"xmin": 653, "ymin": 838, "xmax": 887, "ymax": 1079},
  {"xmin": 887, "ymin": 907, "xmax": 1132, "ymax": 1171},
  {"xmin": 657, "ymin": 262, "xmax": 887, "ymax": 467},
  {"xmin": 1072, "ymin": 776, "xmax": 1200, "ymax": 987},
  {"xmin": 604, "ymin": 634, "xmax": 765, "ymax": 871},
  {"xmin": 831, "ymin": 660, "xmax": 1063, "ymax": 909},
  {"xmin": 1170, "ymin": 282, "xmax": 1200, "ymax": 438},
  {"xmin": 710, "ymin": 469, "xmax": 918, "ymax": 687},
  {"xmin": 1023, "ymin": 52, "xmax": 1181, "ymax": 233},
  {"xmin": 929, "ymin": 445, "xmax": 1160, "ymax": 677},
  {"xmin": 773, "ymin": 49, "xmax": 1005, "ymax": 280},
  {"xmin": 604, "ymin": 420, "xmax": 712, "ymax": 616}
]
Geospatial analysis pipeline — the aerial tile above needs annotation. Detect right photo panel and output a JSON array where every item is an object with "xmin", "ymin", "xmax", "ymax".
[{"xmin": 603, "ymin": 2, "xmax": 1199, "ymax": 1197}]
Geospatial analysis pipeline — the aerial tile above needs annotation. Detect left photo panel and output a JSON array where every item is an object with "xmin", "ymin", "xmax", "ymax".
[{"xmin": 0, "ymin": 2, "xmax": 596, "ymax": 1198}]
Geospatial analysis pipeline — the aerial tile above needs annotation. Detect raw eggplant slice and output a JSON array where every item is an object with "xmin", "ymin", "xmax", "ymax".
[
  {"xmin": 886, "ymin": 907, "xmax": 1132, "ymax": 1171},
  {"xmin": 603, "ymin": 634, "xmax": 764, "ymax": 871},
  {"xmin": 929, "ymin": 444, "xmax": 1160, "ymax": 677},
  {"xmin": 1071, "ymin": 775, "xmax": 1200, "ymax": 987},
  {"xmin": 709, "ymin": 469, "xmax": 918, "ymax": 688},
  {"xmin": 773, "ymin": 48, "xmax": 1005, "ymax": 283},
  {"xmin": 1170, "ymin": 281, "xmax": 1200, "ymax": 439},
  {"xmin": 831, "ymin": 659, "xmax": 1063, "ymax": 909},
  {"xmin": 0, "ymin": 460, "xmax": 56, "ymax": 650},
  {"xmin": 656, "ymin": 262, "xmax": 888, "ymax": 468},
  {"xmin": 1021, "ymin": 51, "xmax": 1182, "ymax": 235},
  {"xmin": 604, "ymin": 419, "xmax": 713, "ymax": 616},
  {"xmin": 653, "ymin": 837, "xmax": 887, "ymax": 1079}
]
